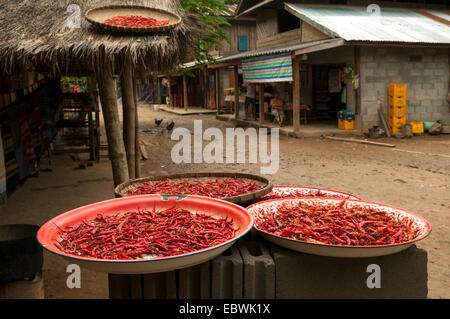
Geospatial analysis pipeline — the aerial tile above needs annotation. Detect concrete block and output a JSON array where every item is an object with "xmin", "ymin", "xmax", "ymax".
[
  {"xmin": 410, "ymin": 69, "xmax": 423, "ymax": 77},
  {"xmin": 238, "ymin": 237, "xmax": 275, "ymax": 299},
  {"xmin": 211, "ymin": 245, "xmax": 243, "ymax": 299},
  {"xmin": 178, "ymin": 262, "xmax": 210, "ymax": 299},
  {"xmin": 142, "ymin": 271, "xmax": 177, "ymax": 299},
  {"xmin": 271, "ymin": 244, "xmax": 427, "ymax": 299},
  {"xmin": 374, "ymin": 69, "xmax": 386, "ymax": 77}
]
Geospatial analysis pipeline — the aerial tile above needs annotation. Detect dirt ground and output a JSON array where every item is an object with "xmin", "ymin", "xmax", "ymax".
[{"xmin": 0, "ymin": 104, "xmax": 448, "ymax": 299}]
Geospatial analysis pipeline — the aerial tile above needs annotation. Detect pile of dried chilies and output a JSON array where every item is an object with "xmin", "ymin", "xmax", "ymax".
[
  {"xmin": 57, "ymin": 207, "xmax": 235, "ymax": 260},
  {"xmin": 127, "ymin": 178, "xmax": 264, "ymax": 198},
  {"xmin": 257, "ymin": 189, "xmax": 351, "ymax": 202},
  {"xmin": 256, "ymin": 202, "xmax": 420, "ymax": 246},
  {"xmin": 104, "ymin": 15, "xmax": 169, "ymax": 27}
]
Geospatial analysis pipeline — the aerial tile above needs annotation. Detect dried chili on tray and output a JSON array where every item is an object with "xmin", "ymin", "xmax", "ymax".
[
  {"xmin": 104, "ymin": 15, "xmax": 169, "ymax": 27},
  {"xmin": 127, "ymin": 178, "xmax": 265, "ymax": 198},
  {"xmin": 256, "ymin": 189, "xmax": 353, "ymax": 202},
  {"xmin": 256, "ymin": 201, "xmax": 420, "ymax": 246},
  {"xmin": 56, "ymin": 207, "xmax": 235, "ymax": 260}
]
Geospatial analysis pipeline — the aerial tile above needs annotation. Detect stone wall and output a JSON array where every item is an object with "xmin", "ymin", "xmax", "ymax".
[{"xmin": 360, "ymin": 47, "xmax": 450, "ymax": 131}]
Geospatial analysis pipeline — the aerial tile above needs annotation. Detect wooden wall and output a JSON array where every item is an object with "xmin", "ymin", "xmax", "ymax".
[
  {"xmin": 219, "ymin": 20, "xmax": 257, "ymax": 57},
  {"xmin": 301, "ymin": 21, "xmax": 330, "ymax": 43},
  {"xmin": 256, "ymin": 9, "xmax": 278, "ymax": 40},
  {"xmin": 257, "ymin": 28, "xmax": 301, "ymax": 50}
]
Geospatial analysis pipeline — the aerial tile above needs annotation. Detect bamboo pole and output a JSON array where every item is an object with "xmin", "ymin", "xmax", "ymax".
[
  {"xmin": 97, "ymin": 68, "xmax": 129, "ymax": 187},
  {"xmin": 133, "ymin": 77, "xmax": 141, "ymax": 178},
  {"xmin": 325, "ymin": 136, "xmax": 395, "ymax": 148},
  {"xmin": 120, "ymin": 63, "xmax": 136, "ymax": 179}
]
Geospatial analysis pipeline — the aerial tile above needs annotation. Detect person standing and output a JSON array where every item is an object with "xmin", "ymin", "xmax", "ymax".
[{"xmin": 244, "ymin": 82, "xmax": 256, "ymax": 120}]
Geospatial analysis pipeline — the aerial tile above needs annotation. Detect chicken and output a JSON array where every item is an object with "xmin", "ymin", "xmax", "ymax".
[
  {"xmin": 155, "ymin": 119, "xmax": 163, "ymax": 126},
  {"xmin": 166, "ymin": 121, "xmax": 175, "ymax": 131}
]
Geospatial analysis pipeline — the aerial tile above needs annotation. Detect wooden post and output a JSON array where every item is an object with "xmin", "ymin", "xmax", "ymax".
[
  {"xmin": 168, "ymin": 76, "xmax": 173, "ymax": 108},
  {"xmin": 259, "ymin": 83, "xmax": 264, "ymax": 124},
  {"xmin": 120, "ymin": 63, "xmax": 136, "ymax": 179},
  {"xmin": 133, "ymin": 77, "xmax": 141, "ymax": 178},
  {"xmin": 234, "ymin": 65, "xmax": 239, "ymax": 119},
  {"xmin": 215, "ymin": 69, "xmax": 220, "ymax": 114},
  {"xmin": 355, "ymin": 46, "xmax": 361, "ymax": 115},
  {"xmin": 204, "ymin": 69, "xmax": 208, "ymax": 109},
  {"xmin": 87, "ymin": 77, "xmax": 97, "ymax": 161},
  {"xmin": 97, "ymin": 67, "xmax": 129, "ymax": 187},
  {"xmin": 293, "ymin": 57, "xmax": 301, "ymax": 133},
  {"xmin": 183, "ymin": 74, "xmax": 188, "ymax": 111},
  {"xmin": 156, "ymin": 77, "xmax": 161, "ymax": 104}
]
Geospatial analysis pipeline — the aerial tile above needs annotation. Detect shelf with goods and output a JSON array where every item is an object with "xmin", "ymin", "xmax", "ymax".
[{"xmin": 0, "ymin": 78, "xmax": 61, "ymax": 194}]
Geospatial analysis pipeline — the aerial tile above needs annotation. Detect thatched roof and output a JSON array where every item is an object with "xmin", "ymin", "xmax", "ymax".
[{"xmin": 0, "ymin": 0, "xmax": 203, "ymax": 76}]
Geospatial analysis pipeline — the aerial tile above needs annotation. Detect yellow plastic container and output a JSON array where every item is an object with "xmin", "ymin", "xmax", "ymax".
[
  {"xmin": 391, "ymin": 126, "xmax": 402, "ymax": 134},
  {"xmin": 388, "ymin": 109, "xmax": 406, "ymax": 117},
  {"xmin": 407, "ymin": 122, "xmax": 424, "ymax": 134},
  {"xmin": 389, "ymin": 116, "xmax": 406, "ymax": 125},
  {"xmin": 388, "ymin": 107, "xmax": 406, "ymax": 118},
  {"xmin": 388, "ymin": 84, "xmax": 407, "ymax": 97},
  {"xmin": 338, "ymin": 119, "xmax": 354, "ymax": 130},
  {"xmin": 388, "ymin": 95, "xmax": 406, "ymax": 107}
]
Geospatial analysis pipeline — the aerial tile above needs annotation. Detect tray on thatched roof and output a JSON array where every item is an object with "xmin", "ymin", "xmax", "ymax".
[
  {"xmin": 115, "ymin": 172, "xmax": 273, "ymax": 204},
  {"xmin": 85, "ymin": 5, "xmax": 182, "ymax": 34}
]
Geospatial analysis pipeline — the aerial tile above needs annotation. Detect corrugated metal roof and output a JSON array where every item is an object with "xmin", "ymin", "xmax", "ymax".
[
  {"xmin": 236, "ymin": 0, "xmax": 274, "ymax": 17},
  {"xmin": 218, "ymin": 4, "xmax": 237, "ymax": 17},
  {"xmin": 217, "ymin": 38, "xmax": 344, "ymax": 62},
  {"xmin": 285, "ymin": 4, "xmax": 450, "ymax": 44}
]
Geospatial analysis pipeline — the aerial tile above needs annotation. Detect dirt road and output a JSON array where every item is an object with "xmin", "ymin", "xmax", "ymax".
[{"xmin": 1, "ymin": 104, "xmax": 448, "ymax": 298}]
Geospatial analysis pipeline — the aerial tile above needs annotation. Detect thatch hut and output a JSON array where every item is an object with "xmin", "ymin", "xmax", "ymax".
[{"xmin": 0, "ymin": 0, "xmax": 202, "ymax": 187}]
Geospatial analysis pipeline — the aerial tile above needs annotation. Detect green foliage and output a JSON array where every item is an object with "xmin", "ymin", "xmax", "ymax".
[
  {"xmin": 179, "ymin": 0, "xmax": 231, "ymax": 67},
  {"xmin": 60, "ymin": 76, "xmax": 88, "ymax": 86}
]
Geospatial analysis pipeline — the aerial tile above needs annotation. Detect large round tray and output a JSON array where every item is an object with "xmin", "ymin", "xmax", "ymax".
[
  {"xmin": 253, "ymin": 186, "xmax": 360, "ymax": 203},
  {"xmin": 115, "ymin": 172, "xmax": 273, "ymax": 204},
  {"xmin": 85, "ymin": 5, "xmax": 182, "ymax": 34},
  {"xmin": 247, "ymin": 197, "xmax": 431, "ymax": 258},
  {"xmin": 37, "ymin": 195, "xmax": 253, "ymax": 274}
]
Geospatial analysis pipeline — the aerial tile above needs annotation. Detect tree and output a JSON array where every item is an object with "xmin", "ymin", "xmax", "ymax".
[{"xmin": 179, "ymin": 0, "xmax": 232, "ymax": 66}]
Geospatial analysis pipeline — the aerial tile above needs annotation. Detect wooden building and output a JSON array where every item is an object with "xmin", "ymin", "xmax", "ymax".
[
  {"xmin": 156, "ymin": 4, "xmax": 257, "ymax": 112},
  {"xmin": 210, "ymin": 0, "xmax": 450, "ymax": 134}
]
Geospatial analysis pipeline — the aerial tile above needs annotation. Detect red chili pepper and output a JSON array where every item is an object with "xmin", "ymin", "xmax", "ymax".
[
  {"xmin": 255, "ymin": 202, "xmax": 420, "ymax": 246},
  {"xmin": 127, "ymin": 178, "xmax": 264, "ymax": 198},
  {"xmin": 57, "ymin": 207, "xmax": 235, "ymax": 260},
  {"xmin": 104, "ymin": 15, "xmax": 169, "ymax": 28}
]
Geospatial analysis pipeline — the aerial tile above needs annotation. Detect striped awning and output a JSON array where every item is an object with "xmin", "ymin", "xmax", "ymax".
[{"xmin": 242, "ymin": 53, "xmax": 293, "ymax": 83}]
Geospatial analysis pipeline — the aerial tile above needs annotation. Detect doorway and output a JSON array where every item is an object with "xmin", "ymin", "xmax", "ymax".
[{"xmin": 312, "ymin": 64, "xmax": 347, "ymax": 124}]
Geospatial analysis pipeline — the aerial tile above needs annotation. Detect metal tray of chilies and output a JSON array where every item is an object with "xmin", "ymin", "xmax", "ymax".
[
  {"xmin": 247, "ymin": 197, "xmax": 431, "ymax": 258},
  {"xmin": 37, "ymin": 194, "xmax": 253, "ymax": 274},
  {"xmin": 250, "ymin": 186, "xmax": 360, "ymax": 204},
  {"xmin": 85, "ymin": 5, "xmax": 182, "ymax": 34},
  {"xmin": 114, "ymin": 172, "xmax": 273, "ymax": 204}
]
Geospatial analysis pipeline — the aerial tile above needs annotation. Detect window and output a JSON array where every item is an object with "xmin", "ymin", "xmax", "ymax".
[
  {"xmin": 277, "ymin": 9, "xmax": 300, "ymax": 33},
  {"xmin": 238, "ymin": 35, "xmax": 248, "ymax": 52}
]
